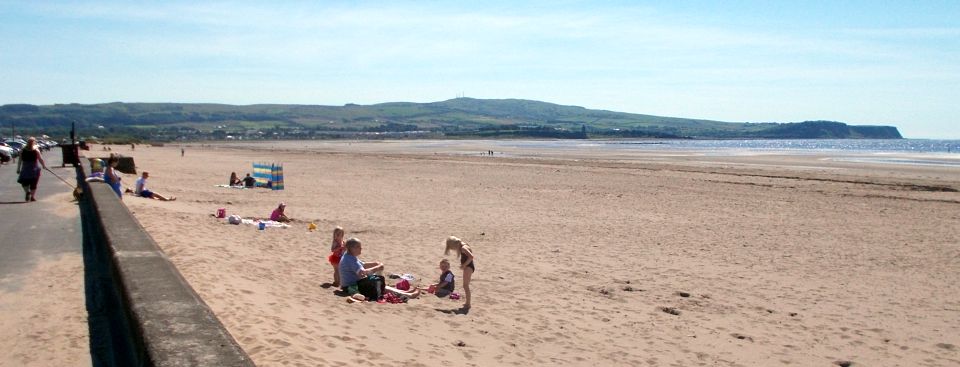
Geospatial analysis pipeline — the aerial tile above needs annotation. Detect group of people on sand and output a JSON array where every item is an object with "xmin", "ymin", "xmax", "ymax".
[
  {"xmin": 229, "ymin": 172, "xmax": 257, "ymax": 188},
  {"xmin": 99, "ymin": 154, "xmax": 175, "ymax": 201},
  {"xmin": 327, "ymin": 226, "xmax": 476, "ymax": 309}
]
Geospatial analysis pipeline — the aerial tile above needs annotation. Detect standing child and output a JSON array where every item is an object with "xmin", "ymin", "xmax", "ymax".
[
  {"xmin": 327, "ymin": 226, "xmax": 346, "ymax": 287},
  {"xmin": 445, "ymin": 236, "xmax": 475, "ymax": 309},
  {"xmin": 426, "ymin": 259, "xmax": 455, "ymax": 297}
]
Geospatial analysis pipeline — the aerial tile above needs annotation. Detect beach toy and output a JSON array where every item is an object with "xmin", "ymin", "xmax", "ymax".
[
  {"xmin": 449, "ymin": 292, "xmax": 461, "ymax": 300},
  {"xmin": 258, "ymin": 222, "xmax": 266, "ymax": 230},
  {"xmin": 227, "ymin": 215, "xmax": 241, "ymax": 225},
  {"xmin": 216, "ymin": 208, "xmax": 226, "ymax": 218},
  {"xmin": 308, "ymin": 222, "xmax": 317, "ymax": 231}
]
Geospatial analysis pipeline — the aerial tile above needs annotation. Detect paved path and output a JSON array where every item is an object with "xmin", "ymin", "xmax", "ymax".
[{"xmin": 0, "ymin": 151, "xmax": 91, "ymax": 366}]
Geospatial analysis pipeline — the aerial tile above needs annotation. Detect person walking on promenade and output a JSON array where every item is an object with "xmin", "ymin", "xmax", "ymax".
[{"xmin": 16, "ymin": 137, "xmax": 48, "ymax": 202}]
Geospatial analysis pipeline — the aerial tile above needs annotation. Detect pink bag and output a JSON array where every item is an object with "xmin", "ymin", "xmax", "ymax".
[
  {"xmin": 395, "ymin": 279, "xmax": 410, "ymax": 291},
  {"xmin": 216, "ymin": 208, "xmax": 226, "ymax": 218}
]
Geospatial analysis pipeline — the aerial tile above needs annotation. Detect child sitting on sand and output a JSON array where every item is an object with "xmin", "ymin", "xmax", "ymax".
[
  {"xmin": 270, "ymin": 203, "xmax": 290, "ymax": 223},
  {"xmin": 426, "ymin": 259, "xmax": 455, "ymax": 297}
]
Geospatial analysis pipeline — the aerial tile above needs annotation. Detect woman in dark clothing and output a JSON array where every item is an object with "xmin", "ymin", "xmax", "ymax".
[{"xmin": 16, "ymin": 137, "xmax": 48, "ymax": 202}]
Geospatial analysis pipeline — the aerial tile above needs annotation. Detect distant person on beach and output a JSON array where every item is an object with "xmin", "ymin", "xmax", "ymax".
[
  {"xmin": 229, "ymin": 172, "xmax": 241, "ymax": 186},
  {"xmin": 104, "ymin": 155, "xmax": 123, "ymax": 199},
  {"xmin": 328, "ymin": 226, "xmax": 346, "ymax": 287},
  {"xmin": 16, "ymin": 137, "xmax": 47, "ymax": 202},
  {"xmin": 445, "ymin": 236, "xmax": 475, "ymax": 309},
  {"xmin": 270, "ymin": 203, "xmax": 290, "ymax": 222},
  {"xmin": 135, "ymin": 171, "xmax": 176, "ymax": 201},
  {"xmin": 426, "ymin": 259, "xmax": 455, "ymax": 297},
  {"xmin": 181, "ymin": 148, "xmax": 185, "ymax": 157},
  {"xmin": 242, "ymin": 173, "xmax": 256, "ymax": 188}
]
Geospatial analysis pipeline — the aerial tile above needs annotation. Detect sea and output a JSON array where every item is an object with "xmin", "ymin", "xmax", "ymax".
[
  {"xmin": 488, "ymin": 139, "xmax": 960, "ymax": 154},
  {"xmin": 412, "ymin": 139, "xmax": 960, "ymax": 167}
]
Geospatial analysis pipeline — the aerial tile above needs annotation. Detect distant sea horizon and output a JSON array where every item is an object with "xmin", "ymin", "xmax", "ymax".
[
  {"xmin": 389, "ymin": 138, "xmax": 960, "ymax": 167},
  {"xmin": 460, "ymin": 138, "xmax": 960, "ymax": 154}
]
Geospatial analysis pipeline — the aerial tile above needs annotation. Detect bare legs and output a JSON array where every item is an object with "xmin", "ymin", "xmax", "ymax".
[
  {"xmin": 150, "ymin": 193, "xmax": 176, "ymax": 201},
  {"xmin": 385, "ymin": 285, "xmax": 422, "ymax": 298},
  {"xmin": 22, "ymin": 183, "xmax": 38, "ymax": 201},
  {"xmin": 462, "ymin": 266, "xmax": 473, "ymax": 308},
  {"xmin": 331, "ymin": 263, "xmax": 341, "ymax": 287}
]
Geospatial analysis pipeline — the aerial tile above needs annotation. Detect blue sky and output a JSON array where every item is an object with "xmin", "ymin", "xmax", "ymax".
[{"xmin": 1, "ymin": 1, "xmax": 958, "ymax": 138}]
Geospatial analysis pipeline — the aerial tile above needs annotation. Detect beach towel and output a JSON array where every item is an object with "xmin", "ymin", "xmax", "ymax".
[
  {"xmin": 215, "ymin": 184, "xmax": 247, "ymax": 189},
  {"xmin": 238, "ymin": 218, "xmax": 290, "ymax": 228}
]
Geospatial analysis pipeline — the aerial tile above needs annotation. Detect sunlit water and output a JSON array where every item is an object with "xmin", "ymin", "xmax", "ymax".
[{"xmin": 409, "ymin": 139, "xmax": 960, "ymax": 167}]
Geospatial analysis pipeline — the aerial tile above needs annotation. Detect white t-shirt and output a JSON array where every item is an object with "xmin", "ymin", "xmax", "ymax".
[{"xmin": 135, "ymin": 177, "xmax": 146, "ymax": 194}]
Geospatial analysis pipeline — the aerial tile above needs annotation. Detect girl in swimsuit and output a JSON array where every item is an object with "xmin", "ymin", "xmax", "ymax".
[
  {"xmin": 328, "ymin": 226, "xmax": 346, "ymax": 287},
  {"xmin": 445, "ymin": 236, "xmax": 475, "ymax": 309}
]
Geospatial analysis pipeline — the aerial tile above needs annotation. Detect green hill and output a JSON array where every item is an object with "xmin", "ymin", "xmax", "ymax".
[{"xmin": 0, "ymin": 98, "xmax": 902, "ymax": 140}]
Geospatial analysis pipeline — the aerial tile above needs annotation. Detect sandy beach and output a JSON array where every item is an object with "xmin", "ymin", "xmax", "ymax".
[{"xmin": 110, "ymin": 140, "xmax": 959, "ymax": 366}]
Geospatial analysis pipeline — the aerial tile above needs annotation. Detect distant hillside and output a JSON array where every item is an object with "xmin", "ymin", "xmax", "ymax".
[{"xmin": 0, "ymin": 98, "xmax": 902, "ymax": 141}]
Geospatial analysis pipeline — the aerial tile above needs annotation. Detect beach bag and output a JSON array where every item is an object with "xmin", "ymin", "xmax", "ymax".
[
  {"xmin": 227, "ymin": 215, "xmax": 242, "ymax": 225},
  {"xmin": 216, "ymin": 208, "xmax": 226, "ymax": 218},
  {"xmin": 395, "ymin": 279, "xmax": 410, "ymax": 291},
  {"xmin": 357, "ymin": 275, "xmax": 385, "ymax": 301}
]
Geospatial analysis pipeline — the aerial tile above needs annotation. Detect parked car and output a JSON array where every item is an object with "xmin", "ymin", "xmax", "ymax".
[
  {"xmin": 1, "ymin": 141, "xmax": 22, "ymax": 157},
  {"xmin": 0, "ymin": 144, "xmax": 13, "ymax": 162},
  {"xmin": 5, "ymin": 140, "xmax": 25, "ymax": 154}
]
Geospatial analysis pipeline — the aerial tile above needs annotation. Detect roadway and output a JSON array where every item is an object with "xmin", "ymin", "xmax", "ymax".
[{"xmin": 0, "ymin": 150, "xmax": 91, "ymax": 366}]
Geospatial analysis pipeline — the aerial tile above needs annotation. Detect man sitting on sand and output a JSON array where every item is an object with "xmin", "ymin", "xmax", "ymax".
[
  {"xmin": 134, "ymin": 171, "xmax": 176, "ymax": 201},
  {"xmin": 339, "ymin": 238, "xmax": 420, "ymax": 302},
  {"xmin": 339, "ymin": 238, "xmax": 385, "ymax": 302},
  {"xmin": 242, "ymin": 173, "xmax": 256, "ymax": 188}
]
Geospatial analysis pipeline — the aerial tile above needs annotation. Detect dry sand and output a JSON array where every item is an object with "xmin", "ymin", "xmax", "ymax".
[{"xmin": 112, "ymin": 140, "xmax": 959, "ymax": 366}]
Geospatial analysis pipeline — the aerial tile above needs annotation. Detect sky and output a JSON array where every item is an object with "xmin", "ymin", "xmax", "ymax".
[{"xmin": 1, "ymin": 1, "xmax": 958, "ymax": 138}]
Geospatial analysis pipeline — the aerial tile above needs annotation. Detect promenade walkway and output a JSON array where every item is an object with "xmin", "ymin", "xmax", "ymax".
[{"xmin": 0, "ymin": 152, "xmax": 91, "ymax": 366}]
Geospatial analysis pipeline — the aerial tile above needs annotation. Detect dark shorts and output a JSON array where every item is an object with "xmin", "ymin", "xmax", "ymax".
[
  {"xmin": 140, "ymin": 190, "xmax": 154, "ymax": 198},
  {"xmin": 435, "ymin": 288, "xmax": 452, "ymax": 298}
]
